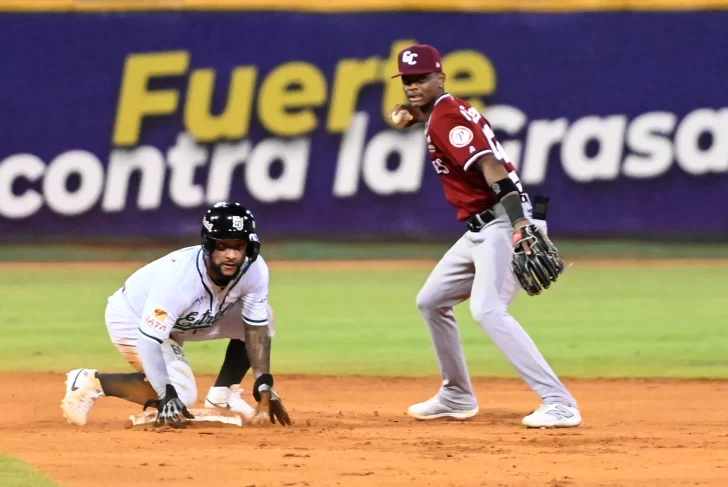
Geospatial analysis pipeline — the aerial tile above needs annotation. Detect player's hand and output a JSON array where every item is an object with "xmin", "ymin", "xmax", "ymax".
[
  {"xmin": 250, "ymin": 374, "xmax": 291, "ymax": 427},
  {"xmin": 143, "ymin": 384, "xmax": 195, "ymax": 429},
  {"xmin": 512, "ymin": 218, "xmax": 533, "ymax": 254},
  {"xmin": 389, "ymin": 103, "xmax": 425, "ymax": 128},
  {"xmin": 250, "ymin": 388, "xmax": 291, "ymax": 426}
]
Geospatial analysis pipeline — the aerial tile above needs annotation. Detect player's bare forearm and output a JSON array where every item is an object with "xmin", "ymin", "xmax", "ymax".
[
  {"xmin": 244, "ymin": 324, "xmax": 271, "ymax": 379},
  {"xmin": 476, "ymin": 154, "xmax": 515, "ymax": 195}
]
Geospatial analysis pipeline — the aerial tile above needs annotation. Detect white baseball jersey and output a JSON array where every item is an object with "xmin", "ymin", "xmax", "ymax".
[
  {"xmin": 122, "ymin": 245, "xmax": 269, "ymax": 344},
  {"xmin": 118, "ymin": 245, "xmax": 269, "ymax": 397}
]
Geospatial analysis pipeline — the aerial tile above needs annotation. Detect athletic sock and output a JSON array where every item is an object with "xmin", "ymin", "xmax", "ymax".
[
  {"xmin": 213, "ymin": 339, "xmax": 251, "ymax": 387},
  {"xmin": 96, "ymin": 372, "xmax": 157, "ymax": 405}
]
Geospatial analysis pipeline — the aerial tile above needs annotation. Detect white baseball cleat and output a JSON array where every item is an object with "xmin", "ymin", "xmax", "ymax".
[
  {"xmin": 522, "ymin": 403, "xmax": 582, "ymax": 428},
  {"xmin": 61, "ymin": 368, "xmax": 103, "ymax": 426},
  {"xmin": 407, "ymin": 396, "xmax": 479, "ymax": 421},
  {"xmin": 205, "ymin": 385, "xmax": 256, "ymax": 420}
]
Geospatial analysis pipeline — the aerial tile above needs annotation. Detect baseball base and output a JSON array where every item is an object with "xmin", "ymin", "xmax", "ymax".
[{"xmin": 127, "ymin": 408, "xmax": 243, "ymax": 428}]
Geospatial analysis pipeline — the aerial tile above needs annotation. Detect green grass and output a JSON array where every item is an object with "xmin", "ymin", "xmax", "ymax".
[
  {"xmin": 2, "ymin": 239, "xmax": 728, "ymax": 262},
  {"xmin": 0, "ymin": 455, "xmax": 60, "ymax": 487},
  {"xmin": 1, "ymin": 261, "xmax": 727, "ymax": 378}
]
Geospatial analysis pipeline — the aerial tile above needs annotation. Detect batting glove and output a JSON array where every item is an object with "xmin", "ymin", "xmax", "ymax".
[{"xmin": 143, "ymin": 384, "xmax": 195, "ymax": 428}]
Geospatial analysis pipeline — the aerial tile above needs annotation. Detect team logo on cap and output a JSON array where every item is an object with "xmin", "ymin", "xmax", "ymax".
[{"xmin": 402, "ymin": 50, "xmax": 418, "ymax": 65}]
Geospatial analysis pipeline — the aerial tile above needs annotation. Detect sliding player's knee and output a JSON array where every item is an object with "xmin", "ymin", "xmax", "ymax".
[{"xmin": 167, "ymin": 361, "xmax": 198, "ymax": 407}]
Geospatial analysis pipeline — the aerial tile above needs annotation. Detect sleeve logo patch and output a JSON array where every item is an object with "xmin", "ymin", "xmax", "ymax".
[
  {"xmin": 449, "ymin": 126, "xmax": 473, "ymax": 148},
  {"xmin": 144, "ymin": 315, "xmax": 169, "ymax": 332},
  {"xmin": 153, "ymin": 308, "xmax": 168, "ymax": 321}
]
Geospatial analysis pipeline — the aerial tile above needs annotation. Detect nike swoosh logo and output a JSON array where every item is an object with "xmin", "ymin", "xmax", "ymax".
[
  {"xmin": 70, "ymin": 370, "xmax": 84, "ymax": 391},
  {"xmin": 205, "ymin": 399, "xmax": 230, "ymax": 409}
]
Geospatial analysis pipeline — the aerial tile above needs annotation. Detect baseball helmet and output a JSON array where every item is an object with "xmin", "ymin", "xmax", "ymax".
[{"xmin": 200, "ymin": 202, "xmax": 260, "ymax": 271}]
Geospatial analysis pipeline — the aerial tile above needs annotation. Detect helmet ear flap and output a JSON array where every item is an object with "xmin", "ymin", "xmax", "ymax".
[
  {"xmin": 201, "ymin": 235, "xmax": 215, "ymax": 255},
  {"xmin": 246, "ymin": 233, "xmax": 260, "ymax": 262}
]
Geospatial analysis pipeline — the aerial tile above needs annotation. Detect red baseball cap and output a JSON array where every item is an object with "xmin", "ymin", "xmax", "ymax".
[{"xmin": 391, "ymin": 44, "xmax": 443, "ymax": 78}]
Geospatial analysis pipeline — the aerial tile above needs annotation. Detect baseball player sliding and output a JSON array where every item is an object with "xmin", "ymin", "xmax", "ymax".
[
  {"xmin": 61, "ymin": 202, "xmax": 291, "ymax": 428},
  {"xmin": 390, "ymin": 44, "xmax": 581, "ymax": 428}
]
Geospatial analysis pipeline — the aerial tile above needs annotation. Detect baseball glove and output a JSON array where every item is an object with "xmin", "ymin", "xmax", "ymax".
[{"xmin": 510, "ymin": 224, "xmax": 565, "ymax": 296}]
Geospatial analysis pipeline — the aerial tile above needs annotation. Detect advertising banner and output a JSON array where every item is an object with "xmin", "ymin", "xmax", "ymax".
[{"xmin": 1, "ymin": 12, "xmax": 726, "ymax": 237}]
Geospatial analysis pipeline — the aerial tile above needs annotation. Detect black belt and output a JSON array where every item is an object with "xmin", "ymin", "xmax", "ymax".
[{"xmin": 467, "ymin": 193, "xmax": 530, "ymax": 232}]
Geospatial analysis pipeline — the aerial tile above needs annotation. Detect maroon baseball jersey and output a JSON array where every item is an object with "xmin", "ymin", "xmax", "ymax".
[{"xmin": 426, "ymin": 94, "xmax": 523, "ymax": 221}]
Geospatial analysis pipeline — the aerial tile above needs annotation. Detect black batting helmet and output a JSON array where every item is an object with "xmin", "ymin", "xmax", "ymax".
[{"xmin": 200, "ymin": 202, "xmax": 260, "ymax": 270}]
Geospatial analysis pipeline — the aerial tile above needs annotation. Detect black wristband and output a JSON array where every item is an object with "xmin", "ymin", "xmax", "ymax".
[
  {"xmin": 490, "ymin": 177, "xmax": 519, "ymax": 201},
  {"xmin": 253, "ymin": 374, "xmax": 274, "ymax": 402}
]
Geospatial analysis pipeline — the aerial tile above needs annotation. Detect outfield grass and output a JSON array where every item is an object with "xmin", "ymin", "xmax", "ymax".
[
  {"xmin": 1, "ymin": 261, "xmax": 727, "ymax": 379},
  {"xmin": 0, "ymin": 455, "xmax": 59, "ymax": 487}
]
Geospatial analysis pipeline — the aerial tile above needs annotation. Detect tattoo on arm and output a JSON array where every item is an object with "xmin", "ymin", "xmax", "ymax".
[{"xmin": 244, "ymin": 324, "xmax": 271, "ymax": 379}]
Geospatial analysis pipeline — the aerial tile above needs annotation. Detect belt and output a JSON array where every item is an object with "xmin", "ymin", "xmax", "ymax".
[{"xmin": 467, "ymin": 193, "xmax": 530, "ymax": 232}]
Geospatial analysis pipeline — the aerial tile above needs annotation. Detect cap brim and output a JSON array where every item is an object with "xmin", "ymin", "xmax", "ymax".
[{"xmin": 391, "ymin": 69, "xmax": 438, "ymax": 79}]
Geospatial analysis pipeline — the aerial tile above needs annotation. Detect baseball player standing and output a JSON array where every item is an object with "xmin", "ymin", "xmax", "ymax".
[
  {"xmin": 61, "ymin": 202, "xmax": 290, "ymax": 428},
  {"xmin": 390, "ymin": 44, "xmax": 581, "ymax": 428}
]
